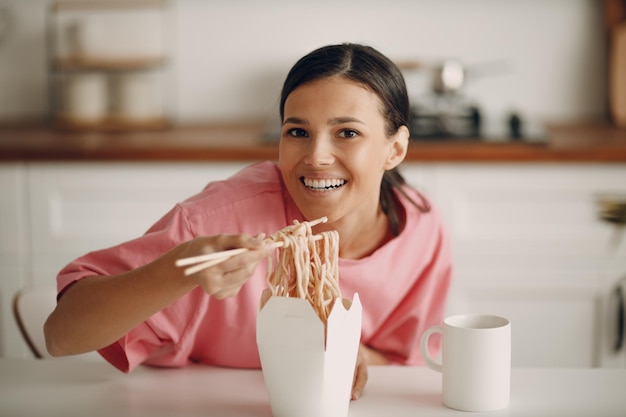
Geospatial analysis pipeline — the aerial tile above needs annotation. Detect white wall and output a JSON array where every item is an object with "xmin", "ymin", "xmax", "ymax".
[{"xmin": 0, "ymin": 0, "xmax": 608, "ymax": 124}]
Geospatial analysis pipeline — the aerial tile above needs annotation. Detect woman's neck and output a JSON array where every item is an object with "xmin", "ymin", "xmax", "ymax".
[{"xmin": 332, "ymin": 208, "xmax": 393, "ymax": 260}]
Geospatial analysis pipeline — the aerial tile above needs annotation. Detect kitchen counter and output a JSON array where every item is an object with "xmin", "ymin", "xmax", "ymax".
[{"xmin": 1, "ymin": 121, "xmax": 626, "ymax": 163}]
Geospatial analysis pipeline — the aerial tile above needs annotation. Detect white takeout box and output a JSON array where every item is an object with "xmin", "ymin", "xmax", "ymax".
[{"xmin": 256, "ymin": 290, "xmax": 362, "ymax": 417}]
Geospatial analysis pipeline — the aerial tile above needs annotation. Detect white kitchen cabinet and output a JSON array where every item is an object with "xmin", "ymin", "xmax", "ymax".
[
  {"xmin": 0, "ymin": 164, "xmax": 27, "ymax": 261},
  {"xmin": 26, "ymin": 162, "xmax": 247, "ymax": 286},
  {"xmin": 0, "ymin": 163, "xmax": 30, "ymax": 358},
  {"xmin": 597, "ymin": 245, "xmax": 626, "ymax": 368},
  {"xmin": 1, "ymin": 161, "xmax": 625, "ymax": 367},
  {"xmin": 400, "ymin": 163, "xmax": 626, "ymax": 367},
  {"xmin": 2, "ymin": 161, "xmax": 246, "ymax": 358}
]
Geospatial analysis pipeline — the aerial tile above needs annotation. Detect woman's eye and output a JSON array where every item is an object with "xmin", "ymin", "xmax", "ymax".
[
  {"xmin": 286, "ymin": 128, "xmax": 308, "ymax": 138},
  {"xmin": 338, "ymin": 129, "xmax": 359, "ymax": 139}
]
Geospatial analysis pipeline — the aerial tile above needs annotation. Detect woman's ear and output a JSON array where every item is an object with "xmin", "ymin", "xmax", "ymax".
[{"xmin": 384, "ymin": 125, "xmax": 410, "ymax": 170}]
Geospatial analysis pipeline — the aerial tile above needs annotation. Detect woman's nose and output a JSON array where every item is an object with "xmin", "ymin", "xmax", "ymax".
[{"xmin": 303, "ymin": 136, "xmax": 334, "ymax": 167}]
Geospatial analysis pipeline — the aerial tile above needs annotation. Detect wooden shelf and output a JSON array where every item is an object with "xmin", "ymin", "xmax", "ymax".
[
  {"xmin": 1, "ymin": 121, "xmax": 626, "ymax": 163},
  {"xmin": 55, "ymin": 56, "xmax": 166, "ymax": 71},
  {"xmin": 52, "ymin": 0, "xmax": 167, "ymax": 12},
  {"xmin": 54, "ymin": 115, "xmax": 170, "ymax": 132}
]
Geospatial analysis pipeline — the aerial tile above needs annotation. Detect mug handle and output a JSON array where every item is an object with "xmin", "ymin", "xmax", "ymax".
[{"xmin": 420, "ymin": 325, "xmax": 442, "ymax": 372}]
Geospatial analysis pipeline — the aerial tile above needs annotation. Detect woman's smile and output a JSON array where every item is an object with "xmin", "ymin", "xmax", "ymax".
[{"xmin": 301, "ymin": 176, "xmax": 348, "ymax": 192}]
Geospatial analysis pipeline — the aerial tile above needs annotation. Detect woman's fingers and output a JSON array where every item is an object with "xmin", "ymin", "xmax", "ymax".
[
  {"xmin": 181, "ymin": 234, "xmax": 278, "ymax": 298},
  {"xmin": 352, "ymin": 362, "xmax": 368, "ymax": 400},
  {"xmin": 352, "ymin": 344, "xmax": 369, "ymax": 400}
]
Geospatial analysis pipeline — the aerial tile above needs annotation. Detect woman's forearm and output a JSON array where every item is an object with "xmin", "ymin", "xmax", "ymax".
[
  {"xmin": 44, "ymin": 234, "xmax": 276, "ymax": 357},
  {"xmin": 44, "ymin": 252, "xmax": 196, "ymax": 356}
]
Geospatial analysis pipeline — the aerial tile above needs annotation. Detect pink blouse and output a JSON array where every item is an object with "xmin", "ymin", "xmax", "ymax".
[{"xmin": 56, "ymin": 161, "xmax": 452, "ymax": 372}]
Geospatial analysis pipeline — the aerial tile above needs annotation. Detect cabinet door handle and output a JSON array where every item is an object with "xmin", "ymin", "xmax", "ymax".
[{"xmin": 614, "ymin": 278, "xmax": 626, "ymax": 353}]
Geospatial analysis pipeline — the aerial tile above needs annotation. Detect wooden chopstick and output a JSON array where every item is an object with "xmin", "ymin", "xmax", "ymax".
[
  {"xmin": 176, "ymin": 216, "xmax": 329, "ymax": 276},
  {"xmin": 178, "ymin": 242, "xmax": 285, "ymax": 276},
  {"xmin": 182, "ymin": 255, "xmax": 241, "ymax": 276},
  {"xmin": 175, "ymin": 248, "xmax": 249, "ymax": 267}
]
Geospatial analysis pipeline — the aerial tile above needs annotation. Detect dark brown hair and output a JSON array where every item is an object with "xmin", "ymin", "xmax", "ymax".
[{"xmin": 279, "ymin": 43, "xmax": 430, "ymax": 235}]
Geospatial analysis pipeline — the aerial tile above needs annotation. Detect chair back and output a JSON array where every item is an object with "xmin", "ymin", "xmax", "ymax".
[{"xmin": 12, "ymin": 286, "xmax": 57, "ymax": 358}]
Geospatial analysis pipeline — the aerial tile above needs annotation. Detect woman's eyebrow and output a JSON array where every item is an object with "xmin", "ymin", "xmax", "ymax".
[
  {"xmin": 329, "ymin": 117, "xmax": 365, "ymax": 125},
  {"xmin": 282, "ymin": 117, "xmax": 308, "ymax": 126},
  {"xmin": 283, "ymin": 116, "xmax": 365, "ymax": 126}
]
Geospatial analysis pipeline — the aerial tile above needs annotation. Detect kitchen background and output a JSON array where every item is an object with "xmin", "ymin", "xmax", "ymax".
[
  {"xmin": 1, "ymin": 0, "xmax": 626, "ymax": 368},
  {"xmin": 0, "ymin": 0, "xmax": 609, "ymax": 126}
]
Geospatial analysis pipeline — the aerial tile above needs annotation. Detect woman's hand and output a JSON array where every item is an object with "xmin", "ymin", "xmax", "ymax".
[
  {"xmin": 352, "ymin": 344, "xmax": 369, "ymax": 400},
  {"xmin": 352, "ymin": 343, "xmax": 390, "ymax": 400},
  {"xmin": 175, "ymin": 234, "xmax": 279, "ymax": 299}
]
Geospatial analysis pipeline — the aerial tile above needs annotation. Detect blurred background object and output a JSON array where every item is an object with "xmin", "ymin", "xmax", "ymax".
[
  {"xmin": 47, "ymin": 0, "xmax": 173, "ymax": 132},
  {"xmin": 396, "ymin": 58, "xmax": 543, "ymax": 142},
  {"xmin": 0, "ymin": 2, "xmax": 11, "ymax": 48},
  {"xmin": 0, "ymin": 0, "xmax": 612, "ymax": 134},
  {"xmin": 606, "ymin": 0, "xmax": 626, "ymax": 129}
]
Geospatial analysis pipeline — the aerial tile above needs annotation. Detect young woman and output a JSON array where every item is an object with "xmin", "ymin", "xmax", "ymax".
[{"xmin": 44, "ymin": 43, "xmax": 452, "ymax": 400}]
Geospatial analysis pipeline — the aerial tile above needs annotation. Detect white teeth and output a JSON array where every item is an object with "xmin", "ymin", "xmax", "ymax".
[{"xmin": 303, "ymin": 178, "xmax": 346, "ymax": 191}]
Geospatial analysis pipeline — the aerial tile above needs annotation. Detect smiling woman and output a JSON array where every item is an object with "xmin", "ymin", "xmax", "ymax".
[
  {"xmin": 43, "ymin": 43, "xmax": 452, "ymax": 403},
  {"xmin": 279, "ymin": 76, "xmax": 410, "ymax": 256},
  {"xmin": 279, "ymin": 44, "xmax": 431, "ymax": 238}
]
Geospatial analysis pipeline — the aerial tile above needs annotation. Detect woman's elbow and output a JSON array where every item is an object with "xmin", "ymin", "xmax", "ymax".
[{"xmin": 43, "ymin": 314, "xmax": 71, "ymax": 357}]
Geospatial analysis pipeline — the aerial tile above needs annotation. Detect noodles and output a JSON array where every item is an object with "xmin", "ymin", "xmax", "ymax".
[{"xmin": 265, "ymin": 218, "xmax": 341, "ymax": 324}]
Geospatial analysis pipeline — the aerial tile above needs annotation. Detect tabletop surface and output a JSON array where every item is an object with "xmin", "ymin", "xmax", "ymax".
[{"xmin": 1, "ymin": 358, "xmax": 625, "ymax": 417}]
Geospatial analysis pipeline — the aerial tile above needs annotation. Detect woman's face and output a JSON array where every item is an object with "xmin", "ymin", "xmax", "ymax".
[{"xmin": 279, "ymin": 76, "xmax": 407, "ymax": 224}]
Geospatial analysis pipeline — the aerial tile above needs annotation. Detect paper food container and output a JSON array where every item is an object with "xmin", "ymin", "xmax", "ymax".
[{"xmin": 256, "ymin": 289, "xmax": 362, "ymax": 417}]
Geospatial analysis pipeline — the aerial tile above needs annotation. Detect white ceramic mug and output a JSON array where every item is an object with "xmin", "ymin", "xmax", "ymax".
[{"xmin": 420, "ymin": 314, "xmax": 511, "ymax": 412}]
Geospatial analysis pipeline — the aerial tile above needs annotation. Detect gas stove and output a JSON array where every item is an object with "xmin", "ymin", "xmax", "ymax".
[
  {"xmin": 409, "ymin": 95, "xmax": 481, "ymax": 139},
  {"xmin": 408, "ymin": 94, "xmax": 545, "ymax": 142},
  {"xmin": 401, "ymin": 58, "xmax": 546, "ymax": 143}
]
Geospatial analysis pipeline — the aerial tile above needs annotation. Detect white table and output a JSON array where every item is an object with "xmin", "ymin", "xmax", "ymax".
[{"xmin": 0, "ymin": 358, "xmax": 625, "ymax": 416}]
